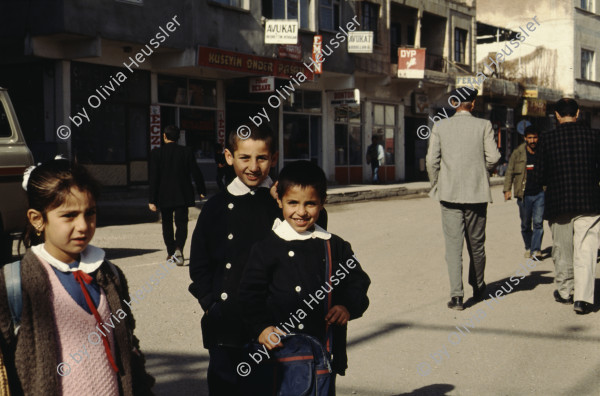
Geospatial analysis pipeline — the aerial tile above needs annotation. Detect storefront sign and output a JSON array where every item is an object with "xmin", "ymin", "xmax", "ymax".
[
  {"xmin": 455, "ymin": 76, "xmax": 483, "ymax": 96},
  {"xmin": 523, "ymin": 86, "xmax": 538, "ymax": 98},
  {"xmin": 331, "ymin": 89, "xmax": 360, "ymax": 104},
  {"xmin": 249, "ymin": 76, "xmax": 275, "ymax": 93},
  {"xmin": 522, "ymin": 99, "xmax": 546, "ymax": 117},
  {"xmin": 265, "ymin": 20, "xmax": 298, "ymax": 44},
  {"xmin": 217, "ymin": 110, "xmax": 225, "ymax": 146},
  {"xmin": 150, "ymin": 105, "xmax": 161, "ymax": 150},
  {"xmin": 278, "ymin": 44, "xmax": 302, "ymax": 61},
  {"xmin": 198, "ymin": 46, "xmax": 313, "ymax": 80},
  {"xmin": 348, "ymin": 31, "xmax": 373, "ymax": 53},
  {"xmin": 397, "ymin": 48, "xmax": 426, "ymax": 79},
  {"xmin": 312, "ymin": 35, "xmax": 323, "ymax": 74}
]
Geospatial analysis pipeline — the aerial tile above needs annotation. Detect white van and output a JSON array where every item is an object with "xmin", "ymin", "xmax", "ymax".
[{"xmin": 0, "ymin": 87, "xmax": 34, "ymax": 264}]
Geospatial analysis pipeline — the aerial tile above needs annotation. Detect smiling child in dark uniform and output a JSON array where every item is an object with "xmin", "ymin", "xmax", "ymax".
[
  {"xmin": 188, "ymin": 124, "xmax": 281, "ymax": 395},
  {"xmin": 239, "ymin": 160, "xmax": 371, "ymax": 395}
]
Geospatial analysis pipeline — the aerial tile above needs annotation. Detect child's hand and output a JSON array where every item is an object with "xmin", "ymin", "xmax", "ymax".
[
  {"xmin": 148, "ymin": 203, "xmax": 157, "ymax": 212},
  {"xmin": 258, "ymin": 326, "xmax": 286, "ymax": 350},
  {"xmin": 326, "ymin": 305, "xmax": 350, "ymax": 326}
]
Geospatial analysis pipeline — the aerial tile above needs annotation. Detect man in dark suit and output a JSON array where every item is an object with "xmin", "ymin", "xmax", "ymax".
[
  {"xmin": 536, "ymin": 98, "xmax": 600, "ymax": 315},
  {"xmin": 149, "ymin": 125, "xmax": 206, "ymax": 265}
]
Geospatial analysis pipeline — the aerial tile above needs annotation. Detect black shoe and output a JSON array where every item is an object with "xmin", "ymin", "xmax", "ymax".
[
  {"xmin": 447, "ymin": 297, "xmax": 464, "ymax": 311},
  {"xmin": 473, "ymin": 283, "xmax": 487, "ymax": 302},
  {"xmin": 574, "ymin": 301, "xmax": 593, "ymax": 315},
  {"xmin": 554, "ymin": 290, "xmax": 574, "ymax": 305}
]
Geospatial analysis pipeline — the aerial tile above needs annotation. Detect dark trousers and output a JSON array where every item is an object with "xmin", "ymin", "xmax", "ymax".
[
  {"xmin": 440, "ymin": 201, "xmax": 488, "ymax": 297},
  {"xmin": 207, "ymin": 346, "xmax": 245, "ymax": 396},
  {"xmin": 160, "ymin": 206, "xmax": 188, "ymax": 256}
]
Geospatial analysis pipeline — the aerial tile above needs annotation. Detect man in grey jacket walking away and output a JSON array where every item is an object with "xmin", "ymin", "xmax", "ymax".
[{"xmin": 426, "ymin": 88, "xmax": 501, "ymax": 310}]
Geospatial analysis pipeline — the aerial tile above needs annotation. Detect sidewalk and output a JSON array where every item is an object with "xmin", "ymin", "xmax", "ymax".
[{"xmin": 96, "ymin": 177, "xmax": 505, "ymax": 226}]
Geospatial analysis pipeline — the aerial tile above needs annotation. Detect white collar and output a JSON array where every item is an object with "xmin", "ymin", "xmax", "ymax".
[
  {"xmin": 32, "ymin": 244, "xmax": 105, "ymax": 274},
  {"xmin": 227, "ymin": 176, "xmax": 273, "ymax": 196},
  {"xmin": 272, "ymin": 218, "xmax": 331, "ymax": 241}
]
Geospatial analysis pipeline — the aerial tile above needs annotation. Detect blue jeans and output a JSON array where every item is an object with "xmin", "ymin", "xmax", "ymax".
[
  {"xmin": 517, "ymin": 191, "xmax": 545, "ymax": 253},
  {"xmin": 371, "ymin": 162, "xmax": 380, "ymax": 183}
]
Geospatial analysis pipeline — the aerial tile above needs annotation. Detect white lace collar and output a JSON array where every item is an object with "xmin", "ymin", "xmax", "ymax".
[
  {"xmin": 272, "ymin": 218, "xmax": 331, "ymax": 241},
  {"xmin": 31, "ymin": 244, "xmax": 105, "ymax": 274},
  {"xmin": 227, "ymin": 176, "xmax": 273, "ymax": 196}
]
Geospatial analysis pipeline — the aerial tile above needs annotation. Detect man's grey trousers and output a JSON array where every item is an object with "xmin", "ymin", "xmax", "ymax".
[{"xmin": 440, "ymin": 201, "xmax": 488, "ymax": 298}]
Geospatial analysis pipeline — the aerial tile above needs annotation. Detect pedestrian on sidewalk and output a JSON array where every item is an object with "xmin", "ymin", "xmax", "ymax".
[
  {"xmin": 366, "ymin": 136, "xmax": 384, "ymax": 184},
  {"xmin": 503, "ymin": 126, "xmax": 545, "ymax": 259},
  {"xmin": 149, "ymin": 125, "xmax": 206, "ymax": 266},
  {"xmin": 535, "ymin": 98, "xmax": 600, "ymax": 315},
  {"xmin": 426, "ymin": 88, "xmax": 501, "ymax": 311}
]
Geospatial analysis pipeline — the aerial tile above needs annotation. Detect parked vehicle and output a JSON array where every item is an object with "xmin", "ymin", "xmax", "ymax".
[{"xmin": 0, "ymin": 87, "xmax": 34, "ymax": 264}]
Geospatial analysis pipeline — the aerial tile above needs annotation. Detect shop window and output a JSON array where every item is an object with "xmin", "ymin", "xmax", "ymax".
[
  {"xmin": 284, "ymin": 90, "xmax": 322, "ymax": 112},
  {"xmin": 361, "ymin": 2, "xmax": 379, "ymax": 44},
  {"xmin": 373, "ymin": 104, "xmax": 395, "ymax": 164},
  {"xmin": 265, "ymin": 0, "xmax": 313, "ymax": 30},
  {"xmin": 581, "ymin": 49, "xmax": 594, "ymax": 80},
  {"xmin": 158, "ymin": 76, "xmax": 217, "ymax": 107},
  {"xmin": 320, "ymin": 0, "xmax": 340, "ymax": 31},
  {"xmin": 334, "ymin": 104, "xmax": 362, "ymax": 166},
  {"xmin": 454, "ymin": 28, "xmax": 467, "ymax": 64},
  {"xmin": 180, "ymin": 108, "xmax": 217, "ymax": 160}
]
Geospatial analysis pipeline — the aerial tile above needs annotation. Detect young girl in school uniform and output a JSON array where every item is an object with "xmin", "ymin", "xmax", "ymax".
[
  {"xmin": 240, "ymin": 160, "xmax": 371, "ymax": 395},
  {"xmin": 0, "ymin": 158, "xmax": 154, "ymax": 396}
]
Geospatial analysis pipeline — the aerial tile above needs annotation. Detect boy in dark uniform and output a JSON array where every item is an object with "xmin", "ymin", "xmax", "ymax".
[
  {"xmin": 188, "ymin": 124, "xmax": 280, "ymax": 395},
  {"xmin": 239, "ymin": 160, "xmax": 371, "ymax": 395}
]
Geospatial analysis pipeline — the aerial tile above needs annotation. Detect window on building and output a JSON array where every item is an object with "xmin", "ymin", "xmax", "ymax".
[
  {"xmin": 581, "ymin": 49, "xmax": 594, "ymax": 80},
  {"xmin": 158, "ymin": 76, "xmax": 217, "ymax": 107},
  {"xmin": 320, "ymin": 0, "xmax": 341, "ymax": 31},
  {"xmin": 334, "ymin": 104, "xmax": 362, "ymax": 166},
  {"xmin": 283, "ymin": 90, "xmax": 322, "ymax": 165},
  {"xmin": 390, "ymin": 23, "xmax": 401, "ymax": 63},
  {"xmin": 580, "ymin": 0, "xmax": 593, "ymax": 11},
  {"xmin": 361, "ymin": 2, "xmax": 379, "ymax": 44},
  {"xmin": 266, "ymin": 0, "xmax": 312, "ymax": 30},
  {"xmin": 210, "ymin": 0, "xmax": 248, "ymax": 9},
  {"xmin": 454, "ymin": 28, "xmax": 467, "ymax": 64},
  {"xmin": 373, "ymin": 104, "xmax": 396, "ymax": 165}
]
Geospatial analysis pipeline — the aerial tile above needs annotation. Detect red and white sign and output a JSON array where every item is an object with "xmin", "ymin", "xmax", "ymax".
[
  {"xmin": 278, "ymin": 44, "xmax": 302, "ymax": 61},
  {"xmin": 397, "ymin": 48, "xmax": 426, "ymax": 79},
  {"xmin": 249, "ymin": 76, "xmax": 275, "ymax": 93},
  {"xmin": 312, "ymin": 35, "xmax": 323, "ymax": 74},
  {"xmin": 217, "ymin": 110, "xmax": 226, "ymax": 147},
  {"xmin": 150, "ymin": 105, "xmax": 161, "ymax": 150}
]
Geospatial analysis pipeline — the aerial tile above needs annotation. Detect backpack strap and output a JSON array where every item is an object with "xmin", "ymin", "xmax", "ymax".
[
  {"xmin": 324, "ymin": 240, "xmax": 333, "ymax": 354},
  {"xmin": 105, "ymin": 261, "xmax": 120, "ymax": 283},
  {"xmin": 3, "ymin": 261, "xmax": 22, "ymax": 335}
]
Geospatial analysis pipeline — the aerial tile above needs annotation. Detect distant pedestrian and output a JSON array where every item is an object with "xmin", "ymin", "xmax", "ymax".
[
  {"xmin": 366, "ymin": 136, "xmax": 384, "ymax": 184},
  {"xmin": 149, "ymin": 125, "xmax": 206, "ymax": 266},
  {"xmin": 503, "ymin": 126, "xmax": 544, "ymax": 259},
  {"xmin": 535, "ymin": 98, "xmax": 600, "ymax": 315},
  {"xmin": 426, "ymin": 88, "xmax": 501, "ymax": 311}
]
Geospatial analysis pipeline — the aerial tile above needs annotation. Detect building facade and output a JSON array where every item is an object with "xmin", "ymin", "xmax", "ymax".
[{"xmin": 0, "ymin": 0, "xmax": 476, "ymax": 187}]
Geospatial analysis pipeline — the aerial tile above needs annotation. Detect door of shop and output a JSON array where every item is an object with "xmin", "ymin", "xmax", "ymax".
[{"xmin": 404, "ymin": 117, "xmax": 429, "ymax": 181}]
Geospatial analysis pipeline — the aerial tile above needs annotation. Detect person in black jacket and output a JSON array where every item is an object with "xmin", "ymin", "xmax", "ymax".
[
  {"xmin": 535, "ymin": 98, "xmax": 600, "ymax": 315},
  {"xmin": 239, "ymin": 160, "xmax": 370, "ymax": 395},
  {"xmin": 148, "ymin": 125, "xmax": 206, "ymax": 265}
]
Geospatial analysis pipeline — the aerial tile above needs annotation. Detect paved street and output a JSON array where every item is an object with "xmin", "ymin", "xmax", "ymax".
[{"xmin": 95, "ymin": 184, "xmax": 600, "ymax": 396}]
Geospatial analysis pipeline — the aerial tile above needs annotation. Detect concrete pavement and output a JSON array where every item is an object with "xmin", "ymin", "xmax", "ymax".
[{"xmin": 93, "ymin": 184, "xmax": 600, "ymax": 396}]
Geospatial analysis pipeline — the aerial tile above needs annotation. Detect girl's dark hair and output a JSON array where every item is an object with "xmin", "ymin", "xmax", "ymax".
[
  {"xmin": 276, "ymin": 160, "xmax": 327, "ymax": 203},
  {"xmin": 21, "ymin": 159, "xmax": 100, "ymax": 248}
]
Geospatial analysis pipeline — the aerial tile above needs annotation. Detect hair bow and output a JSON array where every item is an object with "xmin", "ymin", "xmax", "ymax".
[{"xmin": 22, "ymin": 154, "xmax": 69, "ymax": 191}]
